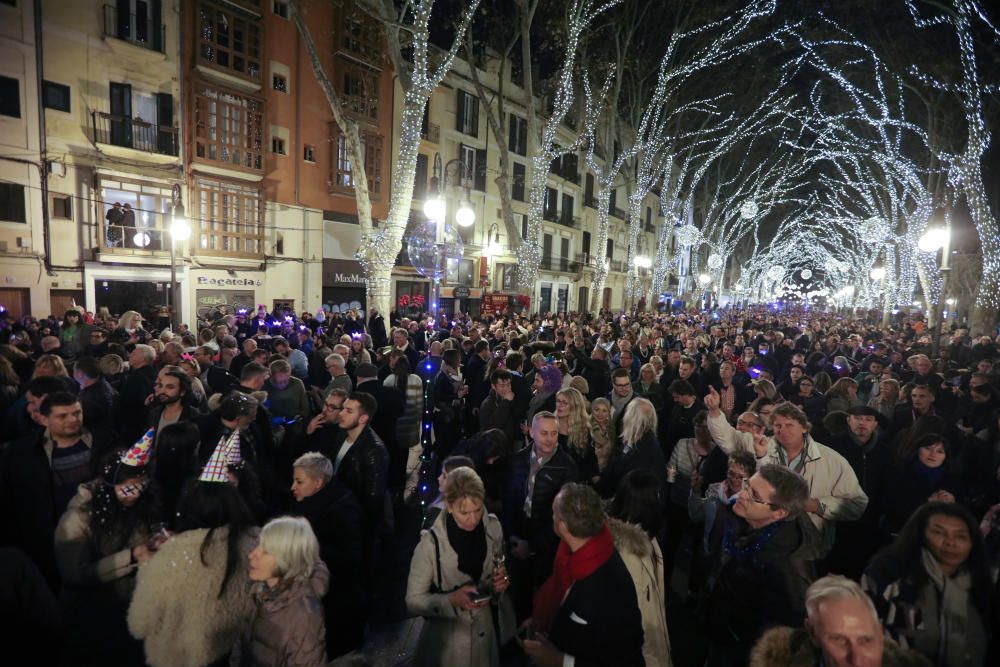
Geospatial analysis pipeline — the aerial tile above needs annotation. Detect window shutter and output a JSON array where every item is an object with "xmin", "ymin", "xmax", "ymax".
[
  {"xmin": 471, "ymin": 96, "xmax": 480, "ymax": 137},
  {"xmin": 152, "ymin": 0, "xmax": 163, "ymax": 52},
  {"xmin": 156, "ymin": 92, "xmax": 174, "ymax": 155},
  {"xmin": 475, "ymin": 148, "xmax": 487, "ymax": 191},
  {"xmin": 508, "ymin": 114, "xmax": 517, "ymax": 152},
  {"xmin": 518, "ymin": 119, "xmax": 527, "ymax": 155},
  {"xmin": 456, "ymin": 90, "xmax": 465, "ymax": 132}
]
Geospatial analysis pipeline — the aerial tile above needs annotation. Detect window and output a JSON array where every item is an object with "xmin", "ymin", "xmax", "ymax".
[
  {"xmin": 446, "ymin": 258, "xmax": 476, "ymax": 286},
  {"xmin": 329, "ymin": 124, "xmax": 383, "ymax": 200},
  {"xmin": 544, "ymin": 187, "xmax": 558, "ymax": 220},
  {"xmin": 606, "ymin": 238, "xmax": 613, "ymax": 260},
  {"xmin": 645, "ymin": 206, "xmax": 652, "ymax": 229},
  {"xmin": 508, "ymin": 115, "xmax": 527, "ymax": 155},
  {"xmin": 0, "ymin": 182, "xmax": 26, "ymax": 222},
  {"xmin": 561, "ymin": 193, "xmax": 574, "ymax": 225},
  {"xmin": 341, "ymin": 9, "xmax": 381, "ymax": 65},
  {"xmin": 521, "ymin": 213, "xmax": 528, "ymax": 240},
  {"xmin": 456, "ymin": 89, "xmax": 479, "ymax": 137},
  {"xmin": 51, "ymin": 194, "xmax": 72, "ymax": 220},
  {"xmin": 303, "ymin": 145, "xmax": 315, "ymax": 162},
  {"xmin": 193, "ymin": 177, "xmax": 264, "ymax": 257},
  {"xmin": 193, "ymin": 81, "xmax": 265, "ymax": 171},
  {"xmin": 0, "ymin": 76, "xmax": 20, "ymax": 118},
  {"xmin": 43, "ymin": 81, "xmax": 71, "ymax": 112},
  {"xmin": 272, "ymin": 74, "xmax": 287, "ymax": 92},
  {"xmin": 414, "ymin": 153, "xmax": 428, "ymax": 200},
  {"xmin": 100, "ymin": 176, "xmax": 174, "ymax": 252},
  {"xmin": 198, "ymin": 2, "xmax": 262, "ymax": 81},
  {"xmin": 272, "ymin": 0, "xmax": 288, "ymax": 18},
  {"xmin": 342, "ymin": 67, "xmax": 378, "ymax": 120},
  {"xmin": 271, "ymin": 136, "xmax": 286, "ymax": 155},
  {"xmin": 512, "ymin": 162, "xmax": 526, "ymax": 202}
]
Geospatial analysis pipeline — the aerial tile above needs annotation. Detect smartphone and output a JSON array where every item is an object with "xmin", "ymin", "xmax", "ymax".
[
  {"xmin": 470, "ymin": 590, "xmax": 492, "ymax": 604},
  {"xmin": 518, "ymin": 625, "xmax": 535, "ymax": 641}
]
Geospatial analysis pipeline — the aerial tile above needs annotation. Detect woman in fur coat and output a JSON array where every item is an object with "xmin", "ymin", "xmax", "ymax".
[{"xmin": 128, "ymin": 481, "xmax": 259, "ymax": 667}]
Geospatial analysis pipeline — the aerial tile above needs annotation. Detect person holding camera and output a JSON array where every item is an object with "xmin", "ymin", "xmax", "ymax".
[{"xmin": 406, "ymin": 466, "xmax": 514, "ymax": 667}]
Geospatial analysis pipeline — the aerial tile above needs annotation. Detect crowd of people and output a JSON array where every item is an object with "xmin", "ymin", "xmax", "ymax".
[{"xmin": 2, "ymin": 300, "xmax": 1000, "ymax": 666}]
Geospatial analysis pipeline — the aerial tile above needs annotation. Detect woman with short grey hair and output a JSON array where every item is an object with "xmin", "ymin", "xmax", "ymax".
[{"xmin": 235, "ymin": 516, "xmax": 328, "ymax": 666}]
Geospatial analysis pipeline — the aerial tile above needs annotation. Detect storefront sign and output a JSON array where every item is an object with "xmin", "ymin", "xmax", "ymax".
[
  {"xmin": 481, "ymin": 293, "xmax": 510, "ymax": 317},
  {"xmin": 323, "ymin": 259, "xmax": 366, "ymax": 286},
  {"xmin": 196, "ymin": 276, "xmax": 263, "ymax": 287},
  {"xmin": 453, "ymin": 286, "xmax": 471, "ymax": 298},
  {"xmin": 196, "ymin": 289, "xmax": 256, "ymax": 318}
]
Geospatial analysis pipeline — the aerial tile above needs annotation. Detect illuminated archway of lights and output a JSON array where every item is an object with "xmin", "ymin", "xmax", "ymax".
[{"xmin": 595, "ymin": 4, "xmax": 999, "ymax": 319}]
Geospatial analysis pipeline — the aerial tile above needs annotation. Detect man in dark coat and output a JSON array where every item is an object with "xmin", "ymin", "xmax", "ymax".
[
  {"xmin": 328, "ymin": 391, "xmax": 389, "ymax": 557},
  {"xmin": 502, "ymin": 411, "xmax": 579, "ymax": 620},
  {"xmin": 72, "ymin": 356, "xmax": 119, "ymax": 435},
  {"xmin": 0, "ymin": 392, "xmax": 113, "ymax": 590},
  {"xmin": 826, "ymin": 406, "xmax": 893, "ymax": 579},
  {"xmin": 708, "ymin": 464, "xmax": 818, "ymax": 666},
  {"xmin": 523, "ymin": 483, "xmax": 644, "ymax": 667},
  {"xmin": 354, "ymin": 363, "xmax": 405, "ymax": 493},
  {"xmin": 193, "ymin": 345, "xmax": 238, "ymax": 396},
  {"xmin": 290, "ymin": 452, "xmax": 364, "ymax": 659},
  {"xmin": 119, "ymin": 344, "xmax": 158, "ymax": 444},
  {"xmin": 568, "ymin": 341, "xmax": 611, "ymax": 402},
  {"xmin": 367, "ymin": 308, "xmax": 388, "ymax": 350}
]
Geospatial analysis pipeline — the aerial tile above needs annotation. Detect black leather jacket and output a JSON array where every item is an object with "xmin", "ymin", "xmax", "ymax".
[
  {"xmin": 502, "ymin": 445, "xmax": 579, "ymax": 556},
  {"xmin": 331, "ymin": 426, "xmax": 389, "ymax": 531}
]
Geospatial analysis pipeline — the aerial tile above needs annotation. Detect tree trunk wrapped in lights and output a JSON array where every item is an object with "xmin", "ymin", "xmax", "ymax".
[{"xmin": 292, "ymin": 0, "xmax": 481, "ymax": 316}]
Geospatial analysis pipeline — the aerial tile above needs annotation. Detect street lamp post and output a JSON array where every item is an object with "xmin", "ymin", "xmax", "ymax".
[
  {"xmin": 423, "ymin": 153, "xmax": 476, "ymax": 319},
  {"xmin": 168, "ymin": 184, "xmax": 190, "ymax": 332},
  {"xmin": 918, "ymin": 223, "xmax": 952, "ymax": 357}
]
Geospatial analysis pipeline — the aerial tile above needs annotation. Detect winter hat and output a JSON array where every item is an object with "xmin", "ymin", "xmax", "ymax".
[{"xmin": 198, "ymin": 431, "xmax": 242, "ymax": 483}]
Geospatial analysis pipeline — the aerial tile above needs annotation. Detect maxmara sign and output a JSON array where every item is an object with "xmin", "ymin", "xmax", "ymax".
[
  {"xmin": 323, "ymin": 259, "xmax": 366, "ymax": 286},
  {"xmin": 197, "ymin": 276, "xmax": 263, "ymax": 287}
]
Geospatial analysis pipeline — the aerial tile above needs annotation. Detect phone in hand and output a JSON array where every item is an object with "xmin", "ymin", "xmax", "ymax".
[{"xmin": 469, "ymin": 589, "xmax": 492, "ymax": 605}]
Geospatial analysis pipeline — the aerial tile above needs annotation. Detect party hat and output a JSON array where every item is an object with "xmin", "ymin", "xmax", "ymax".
[
  {"xmin": 198, "ymin": 431, "xmax": 242, "ymax": 483},
  {"xmin": 120, "ymin": 428, "xmax": 154, "ymax": 468}
]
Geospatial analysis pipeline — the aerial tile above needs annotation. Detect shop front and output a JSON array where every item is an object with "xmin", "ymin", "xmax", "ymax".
[
  {"xmin": 186, "ymin": 270, "xmax": 264, "ymax": 326},
  {"xmin": 83, "ymin": 262, "xmax": 183, "ymax": 326},
  {"xmin": 322, "ymin": 258, "xmax": 366, "ymax": 314}
]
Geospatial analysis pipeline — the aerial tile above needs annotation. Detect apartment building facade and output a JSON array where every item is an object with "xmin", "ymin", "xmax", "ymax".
[
  {"xmin": 0, "ymin": 0, "xmax": 392, "ymax": 323},
  {"xmin": 392, "ymin": 50, "xmax": 671, "ymax": 316}
]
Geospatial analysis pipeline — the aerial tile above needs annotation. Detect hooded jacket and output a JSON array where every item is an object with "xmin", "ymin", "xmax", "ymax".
[
  {"xmin": 232, "ymin": 561, "xmax": 329, "ymax": 667},
  {"xmin": 750, "ymin": 626, "xmax": 931, "ymax": 667},
  {"xmin": 607, "ymin": 518, "xmax": 671, "ymax": 666}
]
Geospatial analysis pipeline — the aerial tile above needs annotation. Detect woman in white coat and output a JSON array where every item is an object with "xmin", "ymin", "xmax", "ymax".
[{"xmin": 406, "ymin": 466, "xmax": 515, "ymax": 667}]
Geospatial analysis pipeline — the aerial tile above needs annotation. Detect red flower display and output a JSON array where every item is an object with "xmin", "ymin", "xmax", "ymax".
[
  {"xmin": 398, "ymin": 294, "xmax": 410, "ymax": 309},
  {"xmin": 412, "ymin": 294, "xmax": 425, "ymax": 306}
]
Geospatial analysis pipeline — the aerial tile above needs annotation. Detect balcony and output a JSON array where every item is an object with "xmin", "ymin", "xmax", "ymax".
[
  {"xmin": 92, "ymin": 111, "xmax": 179, "ymax": 159},
  {"xmin": 103, "ymin": 4, "xmax": 164, "ymax": 53},
  {"xmin": 610, "ymin": 259, "xmax": 625, "ymax": 273},
  {"xmin": 343, "ymin": 92, "xmax": 378, "ymax": 122},
  {"xmin": 540, "ymin": 256, "xmax": 582, "ymax": 273},
  {"xmin": 99, "ymin": 216, "xmax": 170, "ymax": 258},
  {"xmin": 585, "ymin": 195, "xmax": 598, "ymax": 209},
  {"xmin": 421, "ymin": 122, "xmax": 440, "ymax": 144},
  {"xmin": 609, "ymin": 205, "xmax": 627, "ymax": 220},
  {"xmin": 576, "ymin": 252, "xmax": 594, "ymax": 268},
  {"xmin": 543, "ymin": 208, "xmax": 559, "ymax": 222},
  {"xmin": 556, "ymin": 214, "xmax": 579, "ymax": 229}
]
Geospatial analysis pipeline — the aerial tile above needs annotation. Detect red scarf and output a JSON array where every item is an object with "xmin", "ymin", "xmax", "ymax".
[{"xmin": 532, "ymin": 522, "xmax": 614, "ymax": 633}]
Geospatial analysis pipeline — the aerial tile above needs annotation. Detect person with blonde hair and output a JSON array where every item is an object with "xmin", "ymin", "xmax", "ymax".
[
  {"xmin": 234, "ymin": 516, "xmax": 328, "ymax": 667},
  {"xmin": 598, "ymin": 398, "xmax": 666, "ymax": 502},
  {"xmin": 589, "ymin": 397, "xmax": 615, "ymax": 472},
  {"xmin": 32, "ymin": 353, "xmax": 70, "ymax": 380},
  {"xmin": 555, "ymin": 387, "xmax": 598, "ymax": 480},
  {"xmin": 112, "ymin": 310, "xmax": 147, "ymax": 345},
  {"xmin": 407, "ymin": 467, "xmax": 514, "ymax": 667}
]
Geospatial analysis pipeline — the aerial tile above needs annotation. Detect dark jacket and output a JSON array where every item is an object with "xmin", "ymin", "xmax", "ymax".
[
  {"xmin": 750, "ymin": 626, "xmax": 931, "ymax": 667},
  {"xmin": 78, "ymin": 378, "xmax": 119, "ymax": 435},
  {"xmin": 0, "ymin": 428, "xmax": 113, "ymax": 589},
  {"xmin": 327, "ymin": 425, "xmax": 389, "ymax": 538},
  {"xmin": 598, "ymin": 430, "xmax": 667, "ymax": 505},
  {"xmin": 479, "ymin": 390, "xmax": 520, "ymax": 444},
  {"xmin": 293, "ymin": 478, "xmax": 364, "ymax": 659},
  {"xmin": 709, "ymin": 510, "xmax": 819, "ymax": 663},
  {"xmin": 575, "ymin": 353, "xmax": 611, "ymax": 402},
  {"xmin": 502, "ymin": 445, "xmax": 579, "ymax": 559},
  {"xmin": 548, "ymin": 548, "xmax": 645, "ymax": 667},
  {"xmin": 118, "ymin": 365, "xmax": 157, "ymax": 444},
  {"xmin": 0, "ymin": 547, "xmax": 64, "ymax": 667},
  {"xmin": 355, "ymin": 378, "xmax": 404, "ymax": 452}
]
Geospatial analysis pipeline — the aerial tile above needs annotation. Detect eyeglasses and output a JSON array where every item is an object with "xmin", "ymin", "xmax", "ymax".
[
  {"xmin": 614, "ymin": 382, "xmax": 632, "ymax": 388},
  {"xmin": 741, "ymin": 478, "xmax": 780, "ymax": 509},
  {"xmin": 323, "ymin": 402, "xmax": 343, "ymax": 411}
]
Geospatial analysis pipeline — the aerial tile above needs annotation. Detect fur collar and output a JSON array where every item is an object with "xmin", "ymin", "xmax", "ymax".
[
  {"xmin": 607, "ymin": 517, "xmax": 653, "ymax": 559},
  {"xmin": 751, "ymin": 626, "xmax": 932, "ymax": 667}
]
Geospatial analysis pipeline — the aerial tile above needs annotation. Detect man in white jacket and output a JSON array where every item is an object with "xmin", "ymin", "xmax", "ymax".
[{"xmin": 705, "ymin": 386, "xmax": 867, "ymax": 557}]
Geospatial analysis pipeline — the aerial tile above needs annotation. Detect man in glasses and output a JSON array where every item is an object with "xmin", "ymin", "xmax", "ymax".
[
  {"xmin": 302, "ymin": 387, "xmax": 348, "ymax": 457},
  {"xmin": 708, "ymin": 464, "xmax": 817, "ymax": 666}
]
